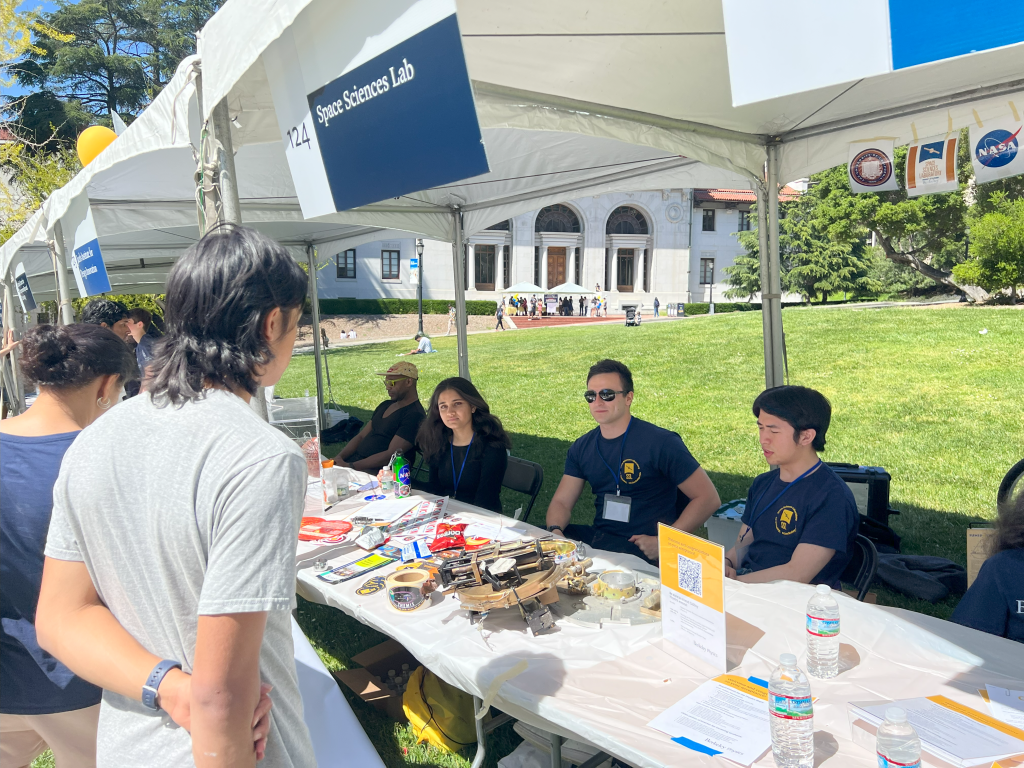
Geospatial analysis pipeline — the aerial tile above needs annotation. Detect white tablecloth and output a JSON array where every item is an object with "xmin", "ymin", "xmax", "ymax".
[{"xmin": 296, "ymin": 494, "xmax": 1024, "ymax": 768}]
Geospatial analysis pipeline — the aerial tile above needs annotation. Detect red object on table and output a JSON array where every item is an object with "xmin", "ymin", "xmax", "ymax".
[
  {"xmin": 428, "ymin": 522, "xmax": 467, "ymax": 553},
  {"xmin": 298, "ymin": 518, "xmax": 353, "ymax": 541}
]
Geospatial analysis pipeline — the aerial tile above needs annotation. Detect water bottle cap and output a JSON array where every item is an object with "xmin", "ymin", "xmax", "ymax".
[
  {"xmin": 816, "ymin": 583, "xmax": 831, "ymax": 595},
  {"xmin": 780, "ymin": 653, "xmax": 798, "ymax": 667},
  {"xmin": 885, "ymin": 707, "xmax": 907, "ymax": 723}
]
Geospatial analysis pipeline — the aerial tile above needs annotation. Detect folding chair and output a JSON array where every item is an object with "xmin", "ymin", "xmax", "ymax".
[
  {"xmin": 502, "ymin": 456, "xmax": 544, "ymax": 523},
  {"xmin": 841, "ymin": 534, "xmax": 879, "ymax": 602}
]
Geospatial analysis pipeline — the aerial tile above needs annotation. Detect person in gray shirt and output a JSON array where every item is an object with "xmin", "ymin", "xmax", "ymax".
[{"xmin": 36, "ymin": 225, "xmax": 317, "ymax": 767}]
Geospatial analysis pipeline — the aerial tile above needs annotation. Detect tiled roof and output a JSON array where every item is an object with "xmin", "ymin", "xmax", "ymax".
[
  {"xmin": 694, "ymin": 186, "xmax": 800, "ymax": 203},
  {"xmin": 0, "ymin": 128, "xmax": 17, "ymax": 142}
]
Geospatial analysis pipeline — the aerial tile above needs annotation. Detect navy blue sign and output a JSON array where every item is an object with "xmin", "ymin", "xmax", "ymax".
[
  {"xmin": 71, "ymin": 238, "xmax": 112, "ymax": 296},
  {"xmin": 14, "ymin": 269, "xmax": 36, "ymax": 311},
  {"xmin": 307, "ymin": 13, "xmax": 488, "ymax": 211}
]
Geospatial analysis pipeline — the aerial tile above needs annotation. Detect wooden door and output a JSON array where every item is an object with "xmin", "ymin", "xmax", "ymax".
[{"xmin": 547, "ymin": 247, "xmax": 566, "ymax": 288}]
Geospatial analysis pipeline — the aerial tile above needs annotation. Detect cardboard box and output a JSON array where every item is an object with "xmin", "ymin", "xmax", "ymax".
[
  {"xmin": 332, "ymin": 639, "xmax": 419, "ymax": 723},
  {"xmin": 967, "ymin": 527, "xmax": 996, "ymax": 587}
]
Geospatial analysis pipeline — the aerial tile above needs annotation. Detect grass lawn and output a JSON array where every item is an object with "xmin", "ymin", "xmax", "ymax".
[{"xmin": 33, "ymin": 307, "xmax": 1011, "ymax": 768}]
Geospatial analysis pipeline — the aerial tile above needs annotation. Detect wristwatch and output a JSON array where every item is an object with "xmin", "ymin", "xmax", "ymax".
[
  {"xmin": 546, "ymin": 525, "xmax": 564, "ymax": 534},
  {"xmin": 142, "ymin": 659, "xmax": 182, "ymax": 711}
]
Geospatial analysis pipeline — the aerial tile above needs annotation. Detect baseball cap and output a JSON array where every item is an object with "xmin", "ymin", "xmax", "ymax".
[{"xmin": 375, "ymin": 361, "xmax": 419, "ymax": 379}]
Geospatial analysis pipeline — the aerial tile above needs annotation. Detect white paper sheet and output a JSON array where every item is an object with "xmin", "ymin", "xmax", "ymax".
[
  {"xmin": 647, "ymin": 675, "xmax": 770, "ymax": 766},
  {"xmin": 463, "ymin": 521, "xmax": 526, "ymax": 542},
  {"xmin": 858, "ymin": 698, "xmax": 1024, "ymax": 764},
  {"xmin": 346, "ymin": 496, "xmax": 420, "ymax": 523},
  {"xmin": 984, "ymin": 686, "xmax": 1024, "ymax": 730}
]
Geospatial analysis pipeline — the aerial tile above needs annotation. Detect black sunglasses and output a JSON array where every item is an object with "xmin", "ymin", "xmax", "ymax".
[{"xmin": 584, "ymin": 389, "xmax": 626, "ymax": 403}]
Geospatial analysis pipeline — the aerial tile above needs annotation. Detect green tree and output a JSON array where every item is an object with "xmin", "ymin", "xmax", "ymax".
[
  {"xmin": 953, "ymin": 194, "xmax": 1024, "ymax": 303},
  {"xmin": 723, "ymin": 228, "xmax": 762, "ymax": 300},
  {"xmin": 0, "ymin": 141, "xmax": 80, "ymax": 242}
]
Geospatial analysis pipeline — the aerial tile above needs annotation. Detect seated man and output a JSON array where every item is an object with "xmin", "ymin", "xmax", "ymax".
[
  {"xmin": 400, "ymin": 333, "xmax": 433, "ymax": 356},
  {"xmin": 724, "ymin": 386, "xmax": 858, "ymax": 587},
  {"xmin": 334, "ymin": 361, "xmax": 425, "ymax": 473},
  {"xmin": 545, "ymin": 359, "xmax": 720, "ymax": 564}
]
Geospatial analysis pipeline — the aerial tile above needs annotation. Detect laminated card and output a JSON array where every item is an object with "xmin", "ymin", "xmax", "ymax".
[{"xmin": 658, "ymin": 523, "xmax": 727, "ymax": 673}]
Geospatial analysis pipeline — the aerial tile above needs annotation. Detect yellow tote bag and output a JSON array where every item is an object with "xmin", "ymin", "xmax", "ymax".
[{"xmin": 402, "ymin": 666, "xmax": 476, "ymax": 753}]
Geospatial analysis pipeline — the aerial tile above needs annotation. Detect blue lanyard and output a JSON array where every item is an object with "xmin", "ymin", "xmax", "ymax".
[
  {"xmin": 596, "ymin": 417, "xmax": 633, "ymax": 495},
  {"xmin": 745, "ymin": 460, "xmax": 822, "ymax": 535},
  {"xmin": 450, "ymin": 434, "xmax": 474, "ymax": 496}
]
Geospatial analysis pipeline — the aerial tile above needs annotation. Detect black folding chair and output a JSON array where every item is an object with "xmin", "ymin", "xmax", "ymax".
[
  {"xmin": 841, "ymin": 534, "xmax": 879, "ymax": 602},
  {"xmin": 502, "ymin": 456, "xmax": 544, "ymax": 523}
]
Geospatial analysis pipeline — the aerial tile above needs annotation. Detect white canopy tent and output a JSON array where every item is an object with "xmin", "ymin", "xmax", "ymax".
[
  {"xmin": 548, "ymin": 283, "xmax": 591, "ymax": 295},
  {"xmin": 195, "ymin": 0, "xmax": 1024, "ymax": 388}
]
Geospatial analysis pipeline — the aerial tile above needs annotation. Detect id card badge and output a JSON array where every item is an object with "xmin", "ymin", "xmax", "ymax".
[{"xmin": 603, "ymin": 494, "xmax": 632, "ymax": 523}]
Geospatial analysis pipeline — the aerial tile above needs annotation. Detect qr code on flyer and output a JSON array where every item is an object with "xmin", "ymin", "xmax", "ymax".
[{"xmin": 677, "ymin": 554, "xmax": 702, "ymax": 596}]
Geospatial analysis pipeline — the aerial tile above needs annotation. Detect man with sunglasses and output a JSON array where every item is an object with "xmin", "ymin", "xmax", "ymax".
[
  {"xmin": 545, "ymin": 359, "xmax": 720, "ymax": 564},
  {"xmin": 334, "ymin": 361, "xmax": 425, "ymax": 472}
]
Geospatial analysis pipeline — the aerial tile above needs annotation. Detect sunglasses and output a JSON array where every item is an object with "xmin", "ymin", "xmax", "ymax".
[
  {"xmin": 384, "ymin": 376, "xmax": 409, "ymax": 388},
  {"xmin": 584, "ymin": 389, "xmax": 626, "ymax": 403}
]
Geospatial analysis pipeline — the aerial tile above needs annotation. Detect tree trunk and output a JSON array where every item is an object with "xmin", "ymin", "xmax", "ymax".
[{"xmin": 875, "ymin": 232, "xmax": 990, "ymax": 302}]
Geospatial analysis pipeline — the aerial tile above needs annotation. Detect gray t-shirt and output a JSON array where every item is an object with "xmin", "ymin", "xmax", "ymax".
[{"xmin": 45, "ymin": 390, "xmax": 316, "ymax": 768}]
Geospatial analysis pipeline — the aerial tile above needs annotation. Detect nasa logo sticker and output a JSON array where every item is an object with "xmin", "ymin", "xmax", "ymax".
[
  {"xmin": 850, "ymin": 148, "xmax": 894, "ymax": 187},
  {"xmin": 356, "ymin": 575, "xmax": 387, "ymax": 596},
  {"xmin": 775, "ymin": 506, "xmax": 798, "ymax": 535},
  {"xmin": 975, "ymin": 127, "xmax": 1021, "ymax": 169}
]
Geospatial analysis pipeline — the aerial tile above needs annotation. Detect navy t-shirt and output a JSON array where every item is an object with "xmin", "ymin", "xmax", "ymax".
[
  {"xmin": 0, "ymin": 431, "xmax": 103, "ymax": 714},
  {"xmin": 740, "ymin": 464, "xmax": 858, "ymax": 588},
  {"xmin": 951, "ymin": 548, "xmax": 1024, "ymax": 643},
  {"xmin": 564, "ymin": 417, "xmax": 700, "ymax": 537}
]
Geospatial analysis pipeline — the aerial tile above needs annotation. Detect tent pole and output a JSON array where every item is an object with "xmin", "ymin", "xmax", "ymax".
[
  {"xmin": 2, "ymin": 280, "xmax": 25, "ymax": 414},
  {"xmin": 306, "ymin": 243, "xmax": 326, "ymax": 429},
  {"xmin": 755, "ymin": 182, "xmax": 776, "ymax": 390},
  {"xmin": 51, "ymin": 220, "xmax": 75, "ymax": 325},
  {"xmin": 451, "ymin": 209, "xmax": 470, "ymax": 380},
  {"xmin": 766, "ymin": 144, "xmax": 786, "ymax": 388},
  {"xmin": 211, "ymin": 96, "xmax": 269, "ymax": 420}
]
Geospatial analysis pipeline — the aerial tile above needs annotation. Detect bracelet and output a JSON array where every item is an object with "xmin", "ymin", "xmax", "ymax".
[
  {"xmin": 546, "ymin": 525, "xmax": 564, "ymax": 534},
  {"xmin": 142, "ymin": 659, "xmax": 182, "ymax": 711},
  {"xmin": 724, "ymin": 557, "xmax": 735, "ymax": 570}
]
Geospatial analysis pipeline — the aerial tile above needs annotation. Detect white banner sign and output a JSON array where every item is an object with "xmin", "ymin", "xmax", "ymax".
[
  {"xmin": 906, "ymin": 134, "xmax": 959, "ymax": 197},
  {"xmin": 61, "ymin": 194, "xmax": 112, "ymax": 297},
  {"xmin": 848, "ymin": 140, "xmax": 899, "ymax": 193},
  {"xmin": 970, "ymin": 121, "xmax": 1024, "ymax": 185}
]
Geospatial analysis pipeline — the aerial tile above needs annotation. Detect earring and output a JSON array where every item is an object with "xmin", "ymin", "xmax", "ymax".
[{"xmin": 97, "ymin": 396, "xmax": 112, "ymax": 410}]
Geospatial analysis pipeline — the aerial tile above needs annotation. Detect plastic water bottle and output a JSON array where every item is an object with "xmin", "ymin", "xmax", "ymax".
[
  {"xmin": 806, "ymin": 584, "xmax": 840, "ymax": 678},
  {"xmin": 876, "ymin": 708, "xmax": 921, "ymax": 768},
  {"xmin": 768, "ymin": 653, "xmax": 814, "ymax": 768}
]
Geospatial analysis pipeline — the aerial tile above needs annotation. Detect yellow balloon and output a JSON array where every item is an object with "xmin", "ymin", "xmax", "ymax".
[{"xmin": 77, "ymin": 125, "xmax": 118, "ymax": 166}]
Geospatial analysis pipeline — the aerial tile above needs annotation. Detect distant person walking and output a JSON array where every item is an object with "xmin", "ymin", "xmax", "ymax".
[
  {"xmin": 446, "ymin": 304, "xmax": 456, "ymax": 335},
  {"xmin": 654, "ymin": 297, "xmax": 660, "ymax": 317},
  {"xmin": 495, "ymin": 303, "xmax": 505, "ymax": 331},
  {"xmin": 579, "ymin": 296, "xmax": 586, "ymax": 316}
]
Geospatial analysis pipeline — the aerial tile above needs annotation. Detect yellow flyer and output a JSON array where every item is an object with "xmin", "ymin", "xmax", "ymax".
[{"xmin": 658, "ymin": 523, "xmax": 726, "ymax": 672}]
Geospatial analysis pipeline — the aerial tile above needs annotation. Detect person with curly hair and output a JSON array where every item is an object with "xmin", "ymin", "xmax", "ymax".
[
  {"xmin": 0, "ymin": 323, "xmax": 136, "ymax": 767},
  {"xmin": 35, "ymin": 225, "xmax": 315, "ymax": 767},
  {"xmin": 416, "ymin": 377, "xmax": 510, "ymax": 513},
  {"xmin": 80, "ymin": 298, "xmax": 130, "ymax": 341},
  {"xmin": 952, "ymin": 464, "xmax": 1024, "ymax": 643}
]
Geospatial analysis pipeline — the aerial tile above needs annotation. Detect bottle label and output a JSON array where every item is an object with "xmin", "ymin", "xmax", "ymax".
[
  {"xmin": 806, "ymin": 614, "xmax": 839, "ymax": 637},
  {"xmin": 877, "ymin": 753, "xmax": 920, "ymax": 768},
  {"xmin": 768, "ymin": 692, "xmax": 813, "ymax": 720}
]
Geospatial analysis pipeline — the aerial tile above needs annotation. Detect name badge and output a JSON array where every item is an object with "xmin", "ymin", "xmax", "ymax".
[{"xmin": 603, "ymin": 494, "xmax": 632, "ymax": 523}]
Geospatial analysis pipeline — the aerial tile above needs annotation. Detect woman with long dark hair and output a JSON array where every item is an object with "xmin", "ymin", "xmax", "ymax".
[
  {"xmin": 1, "ymin": 323, "xmax": 136, "ymax": 767},
  {"xmin": 416, "ymin": 377, "xmax": 510, "ymax": 512},
  {"xmin": 35, "ymin": 225, "xmax": 315, "ymax": 766},
  {"xmin": 952, "ymin": 467, "xmax": 1024, "ymax": 642}
]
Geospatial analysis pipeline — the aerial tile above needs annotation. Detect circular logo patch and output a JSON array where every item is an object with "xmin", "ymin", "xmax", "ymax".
[
  {"xmin": 975, "ymin": 127, "xmax": 1021, "ymax": 169},
  {"xmin": 775, "ymin": 506, "xmax": 798, "ymax": 535},
  {"xmin": 850, "ymin": 148, "xmax": 894, "ymax": 187},
  {"xmin": 619, "ymin": 459, "xmax": 641, "ymax": 485},
  {"xmin": 355, "ymin": 575, "xmax": 387, "ymax": 596}
]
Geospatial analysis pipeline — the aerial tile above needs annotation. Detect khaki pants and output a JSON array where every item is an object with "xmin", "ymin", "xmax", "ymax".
[{"xmin": 0, "ymin": 704, "xmax": 99, "ymax": 768}]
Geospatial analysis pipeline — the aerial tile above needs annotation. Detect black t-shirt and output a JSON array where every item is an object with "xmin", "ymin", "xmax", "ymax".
[
  {"xmin": 951, "ymin": 548, "xmax": 1024, "ymax": 643},
  {"xmin": 350, "ymin": 399, "xmax": 425, "ymax": 464},
  {"xmin": 565, "ymin": 417, "xmax": 700, "ymax": 537},
  {"xmin": 426, "ymin": 438, "xmax": 508, "ymax": 513},
  {"xmin": 740, "ymin": 464, "xmax": 859, "ymax": 587}
]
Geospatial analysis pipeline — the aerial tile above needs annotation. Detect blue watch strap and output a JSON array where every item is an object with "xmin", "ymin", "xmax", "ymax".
[{"xmin": 142, "ymin": 659, "xmax": 182, "ymax": 711}]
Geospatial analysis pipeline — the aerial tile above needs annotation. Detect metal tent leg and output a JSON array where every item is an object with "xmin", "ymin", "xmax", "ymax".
[
  {"xmin": 550, "ymin": 731, "xmax": 562, "ymax": 768},
  {"xmin": 452, "ymin": 209, "xmax": 471, "ymax": 380},
  {"xmin": 470, "ymin": 697, "xmax": 514, "ymax": 768},
  {"xmin": 306, "ymin": 243, "xmax": 326, "ymax": 428}
]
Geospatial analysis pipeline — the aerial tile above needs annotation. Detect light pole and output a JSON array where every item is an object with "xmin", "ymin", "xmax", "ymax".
[{"xmin": 416, "ymin": 238, "xmax": 425, "ymax": 334}]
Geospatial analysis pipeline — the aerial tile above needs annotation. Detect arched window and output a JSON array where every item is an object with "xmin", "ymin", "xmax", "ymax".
[
  {"xmin": 605, "ymin": 206, "xmax": 649, "ymax": 235},
  {"xmin": 534, "ymin": 204, "xmax": 581, "ymax": 233},
  {"xmin": 486, "ymin": 219, "xmax": 511, "ymax": 231}
]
